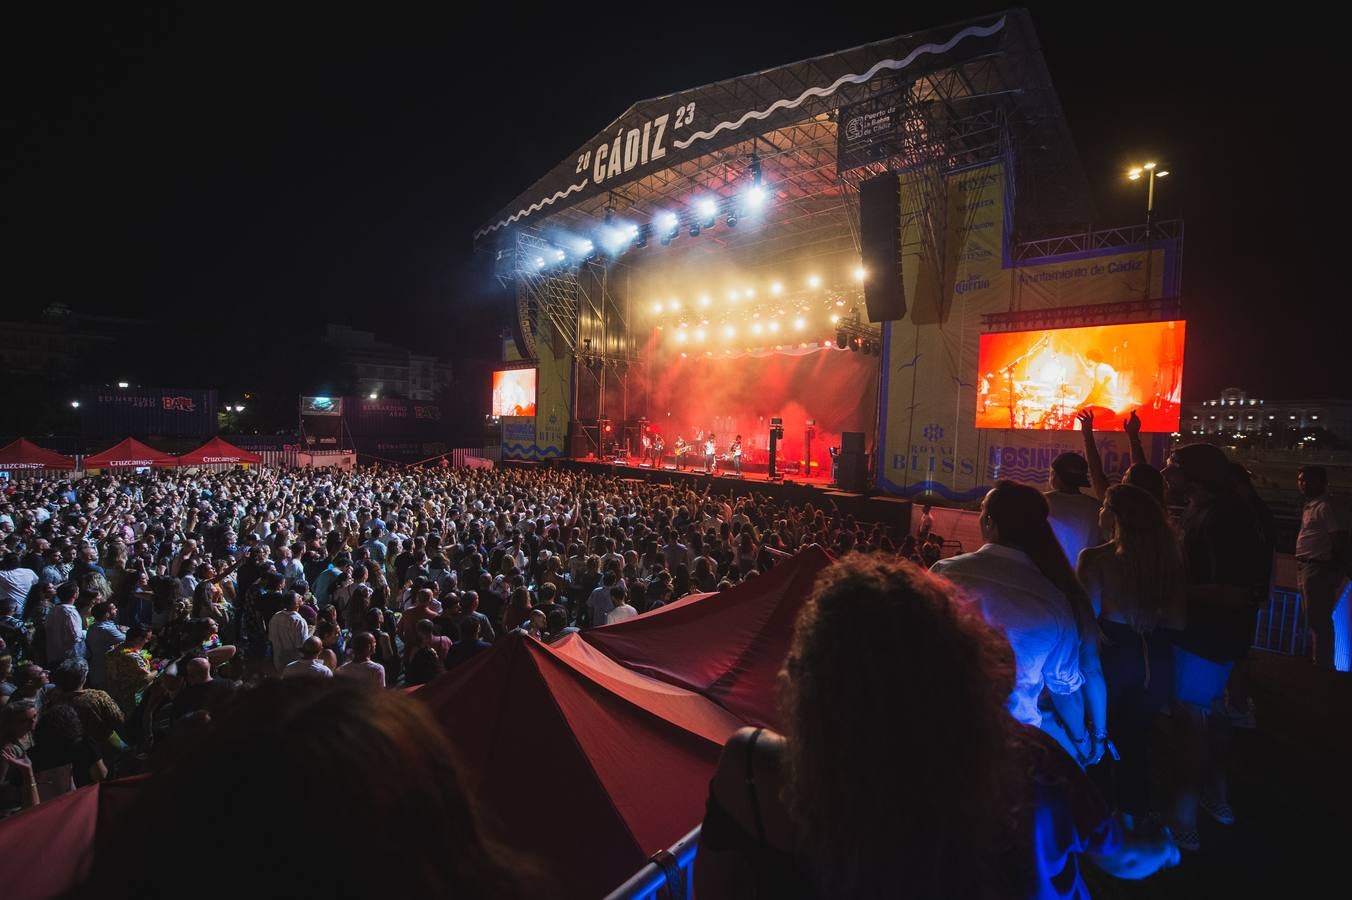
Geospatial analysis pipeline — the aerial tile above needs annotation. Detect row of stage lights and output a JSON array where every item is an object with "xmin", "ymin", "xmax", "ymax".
[
  {"xmin": 649, "ymin": 268, "xmax": 865, "ymax": 316},
  {"xmin": 677, "ymin": 333, "xmax": 881, "ymax": 356},
  {"xmin": 528, "ymin": 158, "xmax": 768, "ymax": 271},
  {"xmin": 651, "ymin": 266, "xmax": 878, "ymax": 353}
]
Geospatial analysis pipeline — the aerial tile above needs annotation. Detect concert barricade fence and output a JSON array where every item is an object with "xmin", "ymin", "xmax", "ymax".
[{"xmin": 604, "ymin": 825, "xmax": 700, "ymax": 900}]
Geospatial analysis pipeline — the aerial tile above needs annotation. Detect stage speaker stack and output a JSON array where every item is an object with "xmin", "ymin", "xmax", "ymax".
[
  {"xmin": 834, "ymin": 431, "xmax": 869, "ymax": 492},
  {"xmin": 859, "ymin": 173, "xmax": 906, "ymax": 322}
]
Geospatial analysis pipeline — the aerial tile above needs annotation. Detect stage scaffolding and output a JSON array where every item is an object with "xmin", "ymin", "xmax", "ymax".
[{"xmin": 480, "ymin": 10, "xmax": 1096, "ymax": 460}]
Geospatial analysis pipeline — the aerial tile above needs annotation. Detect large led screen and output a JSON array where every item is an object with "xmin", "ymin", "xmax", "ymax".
[
  {"xmin": 492, "ymin": 369, "xmax": 537, "ymax": 418},
  {"xmin": 976, "ymin": 320, "xmax": 1184, "ymax": 432}
]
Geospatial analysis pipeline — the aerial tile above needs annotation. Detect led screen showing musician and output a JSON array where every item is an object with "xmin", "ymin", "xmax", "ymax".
[
  {"xmin": 492, "ymin": 368, "xmax": 537, "ymax": 418},
  {"xmin": 975, "ymin": 320, "xmax": 1185, "ymax": 432}
]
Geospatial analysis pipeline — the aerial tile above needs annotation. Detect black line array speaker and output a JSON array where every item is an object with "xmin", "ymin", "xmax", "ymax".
[
  {"xmin": 841, "ymin": 431, "xmax": 866, "ymax": 454},
  {"xmin": 859, "ymin": 172, "xmax": 906, "ymax": 322},
  {"xmin": 834, "ymin": 452, "xmax": 869, "ymax": 492}
]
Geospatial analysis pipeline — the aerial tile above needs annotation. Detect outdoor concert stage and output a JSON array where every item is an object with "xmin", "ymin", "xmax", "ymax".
[{"xmin": 518, "ymin": 456, "xmax": 913, "ymax": 533}]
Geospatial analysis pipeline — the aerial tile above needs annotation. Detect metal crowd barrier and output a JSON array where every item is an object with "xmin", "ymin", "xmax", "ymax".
[{"xmin": 604, "ymin": 826, "xmax": 700, "ymax": 900}]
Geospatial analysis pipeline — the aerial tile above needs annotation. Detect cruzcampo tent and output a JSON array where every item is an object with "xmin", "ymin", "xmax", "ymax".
[
  {"xmin": 81, "ymin": 437, "xmax": 178, "ymax": 469},
  {"xmin": 415, "ymin": 630, "xmax": 744, "ymax": 900},
  {"xmin": 584, "ymin": 545, "xmax": 832, "ymax": 731},
  {"xmin": 175, "ymin": 436, "xmax": 263, "ymax": 467},
  {"xmin": 0, "ymin": 438, "xmax": 76, "ymax": 471}
]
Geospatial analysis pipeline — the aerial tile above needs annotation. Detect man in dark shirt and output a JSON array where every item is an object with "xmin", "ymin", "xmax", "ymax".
[{"xmin": 443, "ymin": 618, "xmax": 491, "ymax": 671}]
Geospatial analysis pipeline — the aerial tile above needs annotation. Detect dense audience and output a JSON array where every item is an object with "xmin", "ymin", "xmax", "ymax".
[{"xmin": 0, "ymin": 444, "xmax": 1343, "ymax": 895}]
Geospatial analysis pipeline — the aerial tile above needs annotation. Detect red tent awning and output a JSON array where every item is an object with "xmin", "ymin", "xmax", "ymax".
[
  {"xmin": 82, "ymin": 437, "xmax": 178, "ymax": 469},
  {"xmin": 584, "ymin": 545, "xmax": 832, "ymax": 730},
  {"xmin": 176, "ymin": 436, "xmax": 263, "ymax": 466},
  {"xmin": 415, "ymin": 631, "xmax": 742, "ymax": 900},
  {"xmin": 0, "ymin": 438, "xmax": 76, "ymax": 471}
]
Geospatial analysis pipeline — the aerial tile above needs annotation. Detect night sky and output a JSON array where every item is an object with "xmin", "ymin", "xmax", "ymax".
[{"xmin": 3, "ymin": 5, "xmax": 1343, "ymax": 414}]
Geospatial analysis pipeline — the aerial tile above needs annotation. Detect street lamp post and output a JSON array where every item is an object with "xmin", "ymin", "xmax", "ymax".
[{"xmin": 1128, "ymin": 162, "xmax": 1169, "ymax": 300}]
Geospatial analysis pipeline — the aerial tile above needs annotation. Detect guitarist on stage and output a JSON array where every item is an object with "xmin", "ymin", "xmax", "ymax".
[
  {"xmin": 704, "ymin": 433, "xmax": 718, "ymax": 474},
  {"xmin": 673, "ymin": 435, "xmax": 689, "ymax": 470},
  {"xmin": 727, "ymin": 434, "xmax": 743, "ymax": 476}
]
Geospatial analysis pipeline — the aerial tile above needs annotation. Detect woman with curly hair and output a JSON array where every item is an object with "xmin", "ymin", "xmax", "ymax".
[{"xmin": 696, "ymin": 555, "xmax": 1177, "ymax": 899}]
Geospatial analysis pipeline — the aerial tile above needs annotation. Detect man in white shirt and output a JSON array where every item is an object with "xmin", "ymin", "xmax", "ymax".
[
  {"xmin": 588, "ymin": 571, "xmax": 619, "ymax": 628},
  {"xmin": 605, "ymin": 586, "xmax": 638, "ymax": 625},
  {"xmin": 930, "ymin": 485, "xmax": 1085, "ymax": 737},
  {"xmin": 1044, "ymin": 452, "xmax": 1103, "ymax": 566},
  {"xmin": 0, "ymin": 554, "xmax": 38, "ymax": 608},
  {"xmin": 337, "ymin": 632, "xmax": 386, "ymax": 688},
  {"xmin": 45, "ymin": 582, "xmax": 86, "ymax": 664},
  {"xmin": 283, "ymin": 636, "xmax": 334, "ymax": 680},
  {"xmin": 268, "ymin": 591, "xmax": 310, "ymax": 676},
  {"xmin": 1296, "ymin": 465, "xmax": 1349, "ymax": 670}
]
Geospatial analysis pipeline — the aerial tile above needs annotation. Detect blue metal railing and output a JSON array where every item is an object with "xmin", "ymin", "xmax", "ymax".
[{"xmin": 604, "ymin": 826, "xmax": 700, "ymax": 900}]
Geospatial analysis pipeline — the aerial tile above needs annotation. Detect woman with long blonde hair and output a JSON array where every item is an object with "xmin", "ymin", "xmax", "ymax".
[{"xmin": 1077, "ymin": 483, "xmax": 1186, "ymax": 829}]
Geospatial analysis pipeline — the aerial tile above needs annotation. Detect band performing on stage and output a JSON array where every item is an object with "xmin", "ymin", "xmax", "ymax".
[{"xmin": 637, "ymin": 429, "xmax": 745, "ymax": 476}]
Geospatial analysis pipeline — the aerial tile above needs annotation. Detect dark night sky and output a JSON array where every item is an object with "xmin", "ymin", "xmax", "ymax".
[{"xmin": 3, "ymin": 5, "xmax": 1345, "ymax": 408}]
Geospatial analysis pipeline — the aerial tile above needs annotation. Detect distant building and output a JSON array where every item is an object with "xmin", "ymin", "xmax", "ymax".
[
  {"xmin": 1183, "ymin": 387, "xmax": 1352, "ymax": 446},
  {"xmin": 322, "ymin": 324, "xmax": 452, "ymax": 401},
  {"xmin": 0, "ymin": 303, "xmax": 143, "ymax": 375}
]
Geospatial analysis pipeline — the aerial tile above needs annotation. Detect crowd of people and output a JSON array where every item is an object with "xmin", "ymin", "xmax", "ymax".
[
  {"xmin": 0, "ymin": 433, "xmax": 1344, "ymax": 896},
  {"xmin": 0, "ymin": 462, "xmax": 904, "ymax": 815}
]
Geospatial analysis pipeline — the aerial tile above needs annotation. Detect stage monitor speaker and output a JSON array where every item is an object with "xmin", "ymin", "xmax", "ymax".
[
  {"xmin": 834, "ymin": 451, "xmax": 869, "ymax": 492},
  {"xmin": 841, "ymin": 431, "xmax": 866, "ymax": 455},
  {"xmin": 566, "ymin": 423, "xmax": 590, "ymax": 459},
  {"xmin": 859, "ymin": 173, "xmax": 906, "ymax": 322}
]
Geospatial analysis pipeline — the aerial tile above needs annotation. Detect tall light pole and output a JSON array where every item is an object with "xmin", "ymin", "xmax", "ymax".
[{"xmin": 1128, "ymin": 162, "xmax": 1169, "ymax": 300}]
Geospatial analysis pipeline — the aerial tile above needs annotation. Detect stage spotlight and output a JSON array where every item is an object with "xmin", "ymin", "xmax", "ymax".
[
  {"xmin": 553, "ymin": 249, "xmax": 567, "ymax": 262},
  {"xmin": 850, "ymin": 336, "xmax": 862, "ymax": 352},
  {"xmin": 723, "ymin": 325, "xmax": 736, "ymax": 340},
  {"xmin": 576, "ymin": 238, "xmax": 595, "ymax": 257},
  {"xmin": 694, "ymin": 328, "xmax": 707, "ymax": 342},
  {"xmin": 752, "ymin": 322, "xmax": 763, "ymax": 335},
  {"xmin": 830, "ymin": 314, "xmax": 840, "ymax": 324},
  {"xmin": 745, "ymin": 287, "xmax": 755, "ymax": 298},
  {"xmin": 823, "ymin": 340, "xmax": 834, "ymax": 348},
  {"xmin": 657, "ymin": 211, "xmax": 678, "ymax": 232},
  {"xmin": 747, "ymin": 185, "xmax": 767, "ymax": 208},
  {"xmin": 604, "ymin": 207, "xmax": 615, "ymax": 225},
  {"xmin": 699, "ymin": 294, "xmax": 711, "ymax": 307},
  {"xmin": 854, "ymin": 266, "xmax": 866, "ymax": 282},
  {"xmin": 675, "ymin": 328, "xmax": 688, "ymax": 343},
  {"xmin": 728, "ymin": 290, "xmax": 740, "ymax": 301},
  {"xmin": 689, "ymin": 223, "xmax": 701, "ymax": 237},
  {"xmin": 634, "ymin": 224, "xmax": 651, "ymax": 248},
  {"xmin": 768, "ymin": 320, "xmax": 780, "ymax": 333},
  {"xmin": 793, "ymin": 317, "xmax": 806, "ymax": 330},
  {"xmin": 726, "ymin": 210, "xmax": 738, "ymax": 227},
  {"xmin": 770, "ymin": 282, "xmax": 783, "ymax": 295},
  {"xmin": 653, "ymin": 301, "xmax": 663, "ymax": 314},
  {"xmin": 697, "ymin": 197, "xmax": 718, "ymax": 226},
  {"xmin": 836, "ymin": 332, "xmax": 847, "ymax": 349},
  {"xmin": 835, "ymin": 298, "xmax": 846, "ymax": 306},
  {"xmin": 669, "ymin": 298, "xmax": 681, "ymax": 311},
  {"xmin": 533, "ymin": 256, "xmax": 546, "ymax": 269},
  {"xmin": 807, "ymin": 275, "xmax": 821, "ymax": 288}
]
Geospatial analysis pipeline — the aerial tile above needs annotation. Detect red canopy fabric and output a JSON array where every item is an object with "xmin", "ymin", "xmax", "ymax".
[
  {"xmin": 176, "ymin": 436, "xmax": 263, "ymax": 466},
  {"xmin": 584, "ymin": 546, "xmax": 832, "ymax": 730},
  {"xmin": 415, "ymin": 631, "xmax": 742, "ymax": 900},
  {"xmin": 82, "ymin": 437, "xmax": 178, "ymax": 469},
  {"xmin": 0, "ymin": 438, "xmax": 76, "ymax": 471},
  {"xmin": 0, "ymin": 776, "xmax": 146, "ymax": 900}
]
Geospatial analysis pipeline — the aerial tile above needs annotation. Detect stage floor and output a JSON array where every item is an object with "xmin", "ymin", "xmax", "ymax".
[
  {"xmin": 521, "ymin": 457, "xmax": 913, "ymax": 534},
  {"xmin": 572, "ymin": 455, "xmax": 836, "ymax": 487}
]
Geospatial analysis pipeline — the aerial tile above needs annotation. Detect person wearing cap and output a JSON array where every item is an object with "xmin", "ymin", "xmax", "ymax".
[{"xmin": 1045, "ymin": 452, "xmax": 1103, "ymax": 569}]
